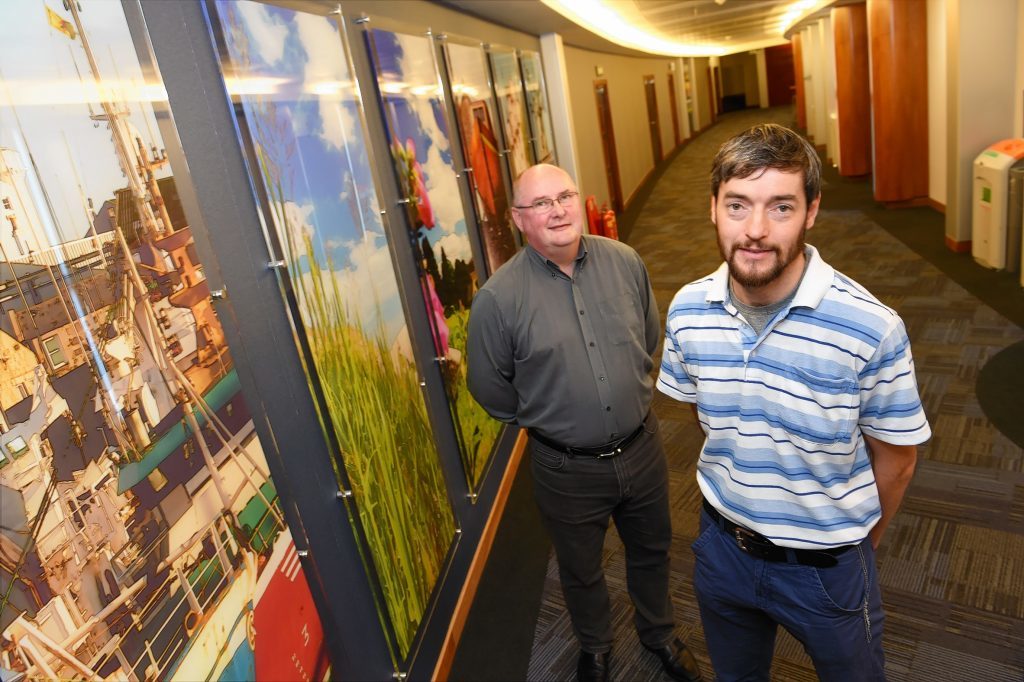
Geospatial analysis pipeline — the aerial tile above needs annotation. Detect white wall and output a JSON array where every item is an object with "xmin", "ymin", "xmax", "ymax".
[
  {"xmin": 1016, "ymin": 0, "xmax": 1024, "ymax": 139},
  {"xmin": 822, "ymin": 17, "xmax": 839, "ymax": 167},
  {"xmin": 755, "ymin": 49, "xmax": 769, "ymax": 109},
  {"xmin": 927, "ymin": 0, "xmax": 948, "ymax": 206},
  {"xmin": 946, "ymin": 0, "xmax": 1020, "ymax": 243}
]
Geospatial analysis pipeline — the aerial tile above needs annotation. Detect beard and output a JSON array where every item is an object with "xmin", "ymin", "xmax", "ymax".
[{"xmin": 720, "ymin": 226, "xmax": 807, "ymax": 289}]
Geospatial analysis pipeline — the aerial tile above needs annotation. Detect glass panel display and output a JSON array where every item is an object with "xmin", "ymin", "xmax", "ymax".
[
  {"xmin": 208, "ymin": 2, "xmax": 457, "ymax": 659},
  {"xmin": 442, "ymin": 41, "xmax": 518, "ymax": 274},
  {"xmin": 488, "ymin": 48, "xmax": 533, "ymax": 179},
  {"xmin": 0, "ymin": 1, "xmax": 328, "ymax": 679},
  {"xmin": 519, "ymin": 50, "xmax": 557, "ymax": 165},
  {"xmin": 365, "ymin": 27, "xmax": 502, "ymax": 493}
]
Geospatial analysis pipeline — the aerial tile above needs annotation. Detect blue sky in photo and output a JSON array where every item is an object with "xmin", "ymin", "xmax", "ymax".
[
  {"xmin": 216, "ymin": 1, "xmax": 406, "ymax": 344},
  {"xmin": 368, "ymin": 28, "xmax": 475, "ymax": 268}
]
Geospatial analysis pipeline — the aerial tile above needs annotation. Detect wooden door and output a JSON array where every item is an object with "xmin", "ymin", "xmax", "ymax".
[
  {"xmin": 667, "ymin": 72, "xmax": 681, "ymax": 146},
  {"xmin": 764, "ymin": 43, "xmax": 796, "ymax": 107},
  {"xmin": 593, "ymin": 80, "xmax": 623, "ymax": 213},
  {"xmin": 706, "ymin": 67, "xmax": 717, "ymax": 122},
  {"xmin": 644, "ymin": 75, "xmax": 663, "ymax": 163}
]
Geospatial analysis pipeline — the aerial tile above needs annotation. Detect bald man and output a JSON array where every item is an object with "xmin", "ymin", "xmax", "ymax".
[{"xmin": 467, "ymin": 164, "xmax": 701, "ymax": 682}]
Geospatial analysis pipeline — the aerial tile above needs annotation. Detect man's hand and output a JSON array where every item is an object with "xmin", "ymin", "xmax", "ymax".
[{"xmin": 864, "ymin": 434, "xmax": 917, "ymax": 549}]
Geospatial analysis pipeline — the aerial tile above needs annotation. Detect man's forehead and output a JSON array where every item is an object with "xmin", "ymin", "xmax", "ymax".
[
  {"xmin": 717, "ymin": 168, "xmax": 804, "ymax": 193},
  {"xmin": 519, "ymin": 169, "xmax": 574, "ymax": 199}
]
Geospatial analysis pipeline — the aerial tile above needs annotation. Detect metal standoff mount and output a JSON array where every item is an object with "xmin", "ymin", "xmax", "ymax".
[
  {"xmin": 336, "ymin": 490, "xmax": 354, "ymax": 499},
  {"xmin": 267, "ymin": 260, "xmax": 286, "ymax": 269},
  {"xmin": 209, "ymin": 289, "xmax": 226, "ymax": 300}
]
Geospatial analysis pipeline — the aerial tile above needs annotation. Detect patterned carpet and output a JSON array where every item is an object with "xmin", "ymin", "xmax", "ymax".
[{"xmin": 525, "ymin": 107, "xmax": 1024, "ymax": 681}]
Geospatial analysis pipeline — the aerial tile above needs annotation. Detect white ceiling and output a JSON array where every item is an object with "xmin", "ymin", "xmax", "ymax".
[{"xmin": 440, "ymin": 0, "xmax": 820, "ymax": 57}]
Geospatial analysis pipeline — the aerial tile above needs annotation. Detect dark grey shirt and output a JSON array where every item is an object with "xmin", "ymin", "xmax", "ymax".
[{"xmin": 467, "ymin": 235, "xmax": 660, "ymax": 447}]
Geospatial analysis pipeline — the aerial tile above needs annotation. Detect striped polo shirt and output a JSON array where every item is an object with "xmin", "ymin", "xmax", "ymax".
[{"xmin": 658, "ymin": 245, "xmax": 931, "ymax": 549}]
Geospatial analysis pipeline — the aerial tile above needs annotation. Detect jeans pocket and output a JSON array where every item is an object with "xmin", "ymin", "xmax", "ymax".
[
  {"xmin": 531, "ymin": 443, "xmax": 566, "ymax": 471},
  {"xmin": 809, "ymin": 550, "xmax": 869, "ymax": 613},
  {"xmin": 691, "ymin": 511, "xmax": 718, "ymax": 555}
]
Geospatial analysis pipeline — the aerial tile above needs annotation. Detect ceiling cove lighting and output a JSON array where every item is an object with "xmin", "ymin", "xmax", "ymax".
[{"xmin": 539, "ymin": 0, "xmax": 727, "ymax": 57}]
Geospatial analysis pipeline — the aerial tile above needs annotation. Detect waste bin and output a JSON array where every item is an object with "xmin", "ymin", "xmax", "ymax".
[
  {"xmin": 1009, "ymin": 164, "xmax": 1024, "ymax": 276},
  {"xmin": 971, "ymin": 138, "xmax": 1024, "ymax": 270}
]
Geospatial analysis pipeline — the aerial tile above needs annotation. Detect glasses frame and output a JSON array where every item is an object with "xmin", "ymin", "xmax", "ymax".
[{"xmin": 513, "ymin": 190, "xmax": 579, "ymax": 213}]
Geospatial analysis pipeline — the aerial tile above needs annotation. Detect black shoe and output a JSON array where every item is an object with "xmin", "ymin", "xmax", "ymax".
[
  {"xmin": 643, "ymin": 638, "xmax": 702, "ymax": 681},
  {"xmin": 577, "ymin": 650, "xmax": 610, "ymax": 682}
]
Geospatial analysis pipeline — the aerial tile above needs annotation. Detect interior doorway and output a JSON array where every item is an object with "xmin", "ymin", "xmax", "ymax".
[
  {"xmin": 593, "ymin": 80, "xmax": 623, "ymax": 213},
  {"xmin": 643, "ymin": 75, "xmax": 662, "ymax": 163},
  {"xmin": 667, "ymin": 72, "xmax": 681, "ymax": 146}
]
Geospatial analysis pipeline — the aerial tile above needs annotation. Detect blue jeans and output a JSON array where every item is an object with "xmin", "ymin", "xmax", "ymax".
[
  {"xmin": 530, "ymin": 412, "xmax": 674, "ymax": 653},
  {"xmin": 693, "ymin": 509, "xmax": 886, "ymax": 681}
]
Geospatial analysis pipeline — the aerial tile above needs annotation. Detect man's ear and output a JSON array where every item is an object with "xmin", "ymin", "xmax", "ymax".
[
  {"xmin": 805, "ymin": 194, "xmax": 821, "ymax": 231},
  {"xmin": 510, "ymin": 208, "xmax": 523, "ymax": 232},
  {"xmin": 709, "ymin": 195, "xmax": 717, "ymax": 226}
]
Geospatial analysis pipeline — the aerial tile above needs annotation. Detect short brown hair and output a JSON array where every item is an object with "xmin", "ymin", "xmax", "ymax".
[{"xmin": 710, "ymin": 124, "xmax": 821, "ymax": 203}]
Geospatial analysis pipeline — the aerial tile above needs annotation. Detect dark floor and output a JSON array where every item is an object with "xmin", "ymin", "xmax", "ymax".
[{"xmin": 450, "ymin": 106, "xmax": 1024, "ymax": 682}]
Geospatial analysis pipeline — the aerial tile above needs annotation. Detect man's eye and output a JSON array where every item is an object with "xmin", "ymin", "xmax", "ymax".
[
  {"xmin": 727, "ymin": 203, "xmax": 745, "ymax": 212},
  {"xmin": 774, "ymin": 204, "xmax": 793, "ymax": 214}
]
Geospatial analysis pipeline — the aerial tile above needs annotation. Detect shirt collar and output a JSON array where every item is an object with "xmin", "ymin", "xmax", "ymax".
[
  {"xmin": 706, "ymin": 244, "xmax": 833, "ymax": 311},
  {"xmin": 526, "ymin": 235, "xmax": 589, "ymax": 273}
]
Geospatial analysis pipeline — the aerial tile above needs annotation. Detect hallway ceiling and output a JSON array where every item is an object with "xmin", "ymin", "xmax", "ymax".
[{"xmin": 441, "ymin": 0, "xmax": 829, "ymax": 57}]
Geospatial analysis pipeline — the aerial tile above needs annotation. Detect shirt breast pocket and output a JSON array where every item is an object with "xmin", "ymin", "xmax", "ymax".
[
  {"xmin": 598, "ymin": 292, "xmax": 642, "ymax": 346},
  {"xmin": 787, "ymin": 367, "xmax": 858, "ymax": 446}
]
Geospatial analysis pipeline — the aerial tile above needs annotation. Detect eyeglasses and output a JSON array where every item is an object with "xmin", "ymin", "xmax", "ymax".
[{"xmin": 513, "ymin": 191, "xmax": 579, "ymax": 213}]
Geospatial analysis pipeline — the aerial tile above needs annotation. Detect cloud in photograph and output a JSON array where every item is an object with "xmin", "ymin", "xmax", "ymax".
[{"xmin": 232, "ymin": 1, "xmax": 288, "ymax": 66}]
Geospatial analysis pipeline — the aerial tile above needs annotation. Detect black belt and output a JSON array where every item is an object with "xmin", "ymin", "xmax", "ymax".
[
  {"xmin": 530, "ymin": 417, "xmax": 647, "ymax": 459},
  {"xmin": 702, "ymin": 498, "xmax": 855, "ymax": 569}
]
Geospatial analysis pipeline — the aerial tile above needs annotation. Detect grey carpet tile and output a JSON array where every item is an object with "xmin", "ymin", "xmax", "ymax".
[{"xmin": 526, "ymin": 106, "xmax": 1024, "ymax": 681}]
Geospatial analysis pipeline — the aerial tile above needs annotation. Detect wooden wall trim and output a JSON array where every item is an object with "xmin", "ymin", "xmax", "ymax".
[
  {"xmin": 433, "ymin": 429, "xmax": 529, "ymax": 681},
  {"xmin": 833, "ymin": 3, "xmax": 872, "ymax": 176},
  {"xmin": 793, "ymin": 34, "xmax": 806, "ymax": 130},
  {"xmin": 867, "ymin": 0, "xmax": 929, "ymax": 202}
]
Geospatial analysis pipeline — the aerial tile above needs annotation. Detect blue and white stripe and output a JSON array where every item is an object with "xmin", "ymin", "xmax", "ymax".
[{"xmin": 658, "ymin": 245, "xmax": 931, "ymax": 548}]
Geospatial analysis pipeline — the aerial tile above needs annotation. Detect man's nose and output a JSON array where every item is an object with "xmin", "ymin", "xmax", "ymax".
[
  {"xmin": 746, "ymin": 208, "xmax": 769, "ymax": 240},
  {"xmin": 549, "ymin": 200, "xmax": 568, "ymax": 218}
]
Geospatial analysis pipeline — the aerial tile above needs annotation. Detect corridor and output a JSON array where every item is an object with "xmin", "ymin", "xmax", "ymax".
[{"xmin": 455, "ymin": 106, "xmax": 1024, "ymax": 682}]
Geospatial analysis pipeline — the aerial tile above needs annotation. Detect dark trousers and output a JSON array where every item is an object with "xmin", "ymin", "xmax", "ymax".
[
  {"xmin": 693, "ymin": 508, "xmax": 886, "ymax": 681},
  {"xmin": 529, "ymin": 411, "xmax": 674, "ymax": 653}
]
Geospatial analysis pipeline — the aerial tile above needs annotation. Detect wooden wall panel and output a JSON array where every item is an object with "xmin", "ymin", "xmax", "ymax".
[
  {"xmin": 765, "ymin": 43, "xmax": 795, "ymax": 108},
  {"xmin": 867, "ymin": 0, "xmax": 929, "ymax": 202},
  {"xmin": 793, "ymin": 34, "xmax": 806, "ymax": 130},
  {"xmin": 833, "ymin": 3, "xmax": 872, "ymax": 176}
]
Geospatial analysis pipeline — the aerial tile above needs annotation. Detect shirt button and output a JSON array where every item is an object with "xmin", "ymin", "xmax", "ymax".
[
  {"xmin": 605, "ymin": 406, "xmax": 611, "ymax": 411},
  {"xmin": 599, "ymin": 376, "xmax": 606, "ymax": 381},
  {"xmin": 611, "ymin": 432, "xmax": 618, "ymax": 438},
  {"xmin": 579, "ymin": 310, "xmax": 584, "ymax": 315},
  {"xmin": 589, "ymin": 342, "xmax": 595, "ymax": 347}
]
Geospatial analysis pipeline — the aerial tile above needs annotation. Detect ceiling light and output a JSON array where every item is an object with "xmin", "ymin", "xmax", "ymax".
[{"xmin": 540, "ymin": 0, "xmax": 727, "ymax": 57}]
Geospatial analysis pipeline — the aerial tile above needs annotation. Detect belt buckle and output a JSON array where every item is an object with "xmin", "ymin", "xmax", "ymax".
[
  {"xmin": 596, "ymin": 447, "xmax": 620, "ymax": 459},
  {"xmin": 734, "ymin": 526, "xmax": 755, "ymax": 552}
]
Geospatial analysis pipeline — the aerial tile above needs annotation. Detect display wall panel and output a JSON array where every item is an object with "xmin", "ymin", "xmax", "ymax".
[
  {"xmin": 207, "ymin": 0, "xmax": 458, "ymax": 660},
  {"xmin": 441, "ymin": 39, "xmax": 519, "ymax": 275},
  {"xmin": 0, "ymin": 1, "xmax": 328, "ymax": 679},
  {"xmin": 519, "ymin": 50, "xmax": 557, "ymax": 166},
  {"xmin": 488, "ymin": 48, "xmax": 534, "ymax": 180},
  {"xmin": 364, "ymin": 26, "xmax": 502, "ymax": 495}
]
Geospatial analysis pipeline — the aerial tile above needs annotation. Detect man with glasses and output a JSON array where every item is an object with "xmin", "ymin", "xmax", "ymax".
[{"xmin": 467, "ymin": 164, "xmax": 702, "ymax": 682}]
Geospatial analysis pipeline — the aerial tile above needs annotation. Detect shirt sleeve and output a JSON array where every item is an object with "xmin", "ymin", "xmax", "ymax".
[
  {"xmin": 656, "ymin": 296, "xmax": 697, "ymax": 403},
  {"xmin": 638, "ymin": 258, "xmax": 661, "ymax": 357},
  {"xmin": 858, "ymin": 318, "xmax": 931, "ymax": 444},
  {"xmin": 466, "ymin": 288, "xmax": 519, "ymax": 423}
]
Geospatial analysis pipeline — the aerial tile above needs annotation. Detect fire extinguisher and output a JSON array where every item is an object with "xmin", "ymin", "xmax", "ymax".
[
  {"xmin": 601, "ymin": 204, "xmax": 619, "ymax": 240},
  {"xmin": 585, "ymin": 195, "xmax": 603, "ymax": 236}
]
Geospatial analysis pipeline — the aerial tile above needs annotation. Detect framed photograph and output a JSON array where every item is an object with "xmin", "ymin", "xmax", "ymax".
[
  {"xmin": 365, "ymin": 26, "xmax": 502, "ymax": 495},
  {"xmin": 0, "ymin": 1, "xmax": 327, "ymax": 679},
  {"xmin": 519, "ymin": 50, "xmax": 557, "ymax": 165},
  {"xmin": 441, "ymin": 39, "xmax": 518, "ymax": 274},
  {"xmin": 488, "ymin": 48, "xmax": 533, "ymax": 179},
  {"xmin": 208, "ymin": 0, "xmax": 457, "ymax": 659}
]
